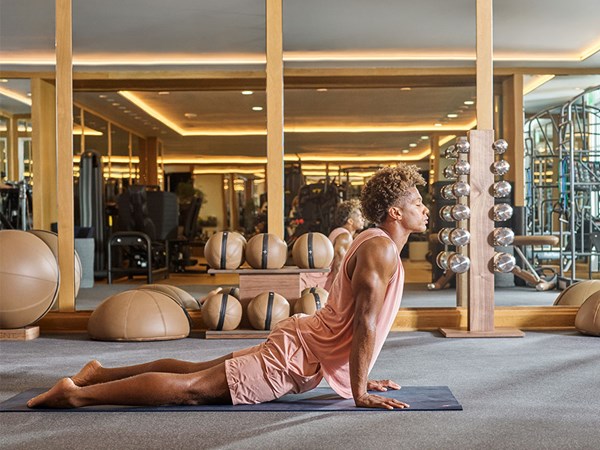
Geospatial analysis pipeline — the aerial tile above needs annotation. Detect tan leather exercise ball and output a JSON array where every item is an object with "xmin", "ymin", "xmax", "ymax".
[
  {"xmin": 0, "ymin": 230, "xmax": 59, "ymax": 328},
  {"xmin": 29, "ymin": 229, "xmax": 82, "ymax": 298},
  {"xmin": 223, "ymin": 286, "xmax": 240, "ymax": 300},
  {"xmin": 247, "ymin": 292, "xmax": 290, "ymax": 330},
  {"xmin": 204, "ymin": 231, "xmax": 245, "ymax": 270},
  {"xmin": 301, "ymin": 286, "xmax": 329, "ymax": 299},
  {"xmin": 202, "ymin": 293, "xmax": 242, "ymax": 331},
  {"xmin": 88, "ymin": 289, "xmax": 190, "ymax": 341},
  {"xmin": 294, "ymin": 290, "xmax": 328, "ymax": 315},
  {"xmin": 138, "ymin": 284, "xmax": 201, "ymax": 310},
  {"xmin": 553, "ymin": 280, "xmax": 600, "ymax": 306},
  {"xmin": 245, "ymin": 233, "xmax": 287, "ymax": 269},
  {"xmin": 575, "ymin": 291, "xmax": 600, "ymax": 337},
  {"xmin": 292, "ymin": 232, "xmax": 334, "ymax": 269}
]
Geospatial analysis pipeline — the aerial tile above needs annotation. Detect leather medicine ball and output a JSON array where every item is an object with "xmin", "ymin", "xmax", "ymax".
[
  {"xmin": 202, "ymin": 293, "xmax": 242, "ymax": 331},
  {"xmin": 245, "ymin": 233, "xmax": 287, "ymax": 269},
  {"xmin": 204, "ymin": 231, "xmax": 245, "ymax": 270},
  {"xmin": 247, "ymin": 292, "xmax": 290, "ymax": 330}
]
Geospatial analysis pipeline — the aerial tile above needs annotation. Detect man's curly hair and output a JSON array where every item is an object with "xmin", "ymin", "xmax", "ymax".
[
  {"xmin": 333, "ymin": 199, "xmax": 361, "ymax": 228},
  {"xmin": 360, "ymin": 164, "xmax": 426, "ymax": 225}
]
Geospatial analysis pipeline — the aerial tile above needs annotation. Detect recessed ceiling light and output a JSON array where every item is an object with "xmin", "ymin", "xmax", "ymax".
[
  {"xmin": 27, "ymin": 92, "xmax": 31, "ymax": 97},
  {"xmin": 252, "ymin": 106, "xmax": 263, "ymax": 111},
  {"xmin": 123, "ymin": 110, "xmax": 130, "ymax": 113},
  {"xmin": 447, "ymin": 113, "xmax": 459, "ymax": 118},
  {"xmin": 98, "ymin": 94, "xmax": 107, "ymax": 99},
  {"xmin": 401, "ymin": 149, "xmax": 410, "ymax": 154},
  {"xmin": 316, "ymin": 88, "xmax": 328, "ymax": 92},
  {"xmin": 152, "ymin": 126, "xmax": 159, "ymax": 130},
  {"xmin": 112, "ymin": 102, "xmax": 120, "ymax": 106},
  {"xmin": 241, "ymin": 90, "xmax": 254, "ymax": 95},
  {"xmin": 158, "ymin": 91, "xmax": 170, "ymax": 95},
  {"xmin": 184, "ymin": 113, "xmax": 198, "ymax": 119},
  {"xmin": 118, "ymin": 106, "xmax": 126, "ymax": 109},
  {"xmin": 434, "ymin": 123, "xmax": 443, "ymax": 127},
  {"xmin": 0, "ymin": 79, "xmax": 8, "ymax": 83},
  {"xmin": 464, "ymin": 100, "xmax": 475, "ymax": 105},
  {"xmin": 421, "ymin": 136, "xmax": 429, "ymax": 140},
  {"xmin": 400, "ymin": 87, "xmax": 412, "ymax": 91},
  {"xmin": 409, "ymin": 143, "xmax": 417, "ymax": 148}
]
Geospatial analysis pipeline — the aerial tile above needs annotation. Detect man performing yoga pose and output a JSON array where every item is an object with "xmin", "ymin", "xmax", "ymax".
[{"xmin": 29, "ymin": 164, "xmax": 429, "ymax": 410}]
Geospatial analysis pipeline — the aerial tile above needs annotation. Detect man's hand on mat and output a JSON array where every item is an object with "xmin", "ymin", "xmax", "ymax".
[
  {"xmin": 355, "ymin": 392, "xmax": 409, "ymax": 410},
  {"xmin": 367, "ymin": 379, "xmax": 401, "ymax": 392}
]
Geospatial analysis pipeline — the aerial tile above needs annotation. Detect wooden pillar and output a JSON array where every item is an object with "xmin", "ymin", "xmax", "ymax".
[
  {"xmin": 138, "ymin": 137, "xmax": 158, "ymax": 186},
  {"xmin": 30, "ymin": 78, "xmax": 58, "ymax": 230},
  {"xmin": 441, "ymin": 0, "xmax": 523, "ymax": 338},
  {"xmin": 7, "ymin": 116, "xmax": 20, "ymax": 181},
  {"xmin": 266, "ymin": 0, "xmax": 284, "ymax": 239},
  {"xmin": 55, "ymin": 0, "xmax": 75, "ymax": 312},
  {"xmin": 221, "ymin": 174, "xmax": 228, "ymax": 230},
  {"xmin": 502, "ymin": 74, "xmax": 525, "ymax": 207},
  {"xmin": 228, "ymin": 173, "xmax": 239, "ymax": 231}
]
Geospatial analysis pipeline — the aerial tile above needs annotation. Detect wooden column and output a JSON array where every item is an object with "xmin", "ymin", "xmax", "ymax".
[
  {"xmin": 502, "ymin": 74, "xmax": 525, "ymax": 207},
  {"xmin": 55, "ymin": 0, "xmax": 75, "ymax": 312},
  {"xmin": 7, "ymin": 116, "xmax": 20, "ymax": 181},
  {"xmin": 441, "ymin": 0, "xmax": 523, "ymax": 338},
  {"xmin": 30, "ymin": 78, "xmax": 58, "ymax": 230},
  {"xmin": 228, "ymin": 173, "xmax": 239, "ymax": 231},
  {"xmin": 138, "ymin": 137, "xmax": 158, "ymax": 186},
  {"xmin": 266, "ymin": 0, "xmax": 284, "ymax": 239}
]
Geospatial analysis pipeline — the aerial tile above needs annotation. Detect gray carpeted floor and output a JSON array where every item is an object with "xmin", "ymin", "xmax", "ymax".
[{"xmin": 1, "ymin": 330, "xmax": 599, "ymax": 450}]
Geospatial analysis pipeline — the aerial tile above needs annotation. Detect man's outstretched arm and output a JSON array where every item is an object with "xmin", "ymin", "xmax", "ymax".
[{"xmin": 348, "ymin": 238, "xmax": 408, "ymax": 410}]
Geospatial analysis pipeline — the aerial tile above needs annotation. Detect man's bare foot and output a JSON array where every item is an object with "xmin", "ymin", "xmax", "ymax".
[
  {"xmin": 71, "ymin": 360, "xmax": 102, "ymax": 387},
  {"xmin": 27, "ymin": 378, "xmax": 80, "ymax": 409}
]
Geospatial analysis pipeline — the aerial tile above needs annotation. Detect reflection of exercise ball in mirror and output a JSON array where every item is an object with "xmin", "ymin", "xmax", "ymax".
[
  {"xmin": 29, "ymin": 229, "xmax": 82, "ymax": 298},
  {"xmin": 0, "ymin": 230, "xmax": 60, "ymax": 328}
]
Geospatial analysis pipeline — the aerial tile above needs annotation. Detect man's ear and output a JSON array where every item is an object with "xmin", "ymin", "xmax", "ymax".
[{"xmin": 388, "ymin": 206, "xmax": 402, "ymax": 221}]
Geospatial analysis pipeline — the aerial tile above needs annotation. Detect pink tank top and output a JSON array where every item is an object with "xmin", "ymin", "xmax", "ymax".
[
  {"xmin": 295, "ymin": 227, "xmax": 405, "ymax": 398},
  {"xmin": 324, "ymin": 227, "xmax": 353, "ymax": 291}
]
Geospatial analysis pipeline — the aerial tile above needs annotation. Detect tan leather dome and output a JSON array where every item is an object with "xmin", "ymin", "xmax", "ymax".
[
  {"xmin": 247, "ymin": 292, "xmax": 289, "ymax": 330},
  {"xmin": 204, "ymin": 231, "xmax": 245, "ymax": 270},
  {"xmin": 294, "ymin": 291, "xmax": 328, "ymax": 315},
  {"xmin": 245, "ymin": 233, "xmax": 287, "ymax": 269},
  {"xmin": 0, "ymin": 230, "xmax": 59, "ymax": 329},
  {"xmin": 202, "ymin": 293, "xmax": 242, "ymax": 331},
  {"xmin": 292, "ymin": 232, "xmax": 334, "ymax": 269},
  {"xmin": 138, "ymin": 284, "xmax": 200, "ymax": 310},
  {"xmin": 29, "ymin": 229, "xmax": 82, "ymax": 298},
  {"xmin": 554, "ymin": 280, "xmax": 600, "ymax": 306},
  {"xmin": 88, "ymin": 290, "xmax": 190, "ymax": 341},
  {"xmin": 575, "ymin": 292, "xmax": 600, "ymax": 337}
]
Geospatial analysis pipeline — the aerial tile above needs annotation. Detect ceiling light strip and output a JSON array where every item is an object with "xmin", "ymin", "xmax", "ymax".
[
  {"xmin": 119, "ymin": 91, "xmax": 186, "ymax": 135},
  {"xmin": 0, "ymin": 87, "xmax": 32, "ymax": 105},
  {"xmin": 523, "ymin": 75, "xmax": 556, "ymax": 95}
]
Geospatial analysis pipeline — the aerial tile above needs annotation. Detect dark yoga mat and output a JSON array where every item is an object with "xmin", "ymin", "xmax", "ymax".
[{"xmin": 0, "ymin": 386, "xmax": 461, "ymax": 412}]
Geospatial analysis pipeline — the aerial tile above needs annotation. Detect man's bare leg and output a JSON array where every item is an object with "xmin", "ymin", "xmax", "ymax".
[
  {"xmin": 28, "ymin": 363, "xmax": 232, "ymax": 409},
  {"xmin": 71, "ymin": 354, "xmax": 234, "ymax": 386}
]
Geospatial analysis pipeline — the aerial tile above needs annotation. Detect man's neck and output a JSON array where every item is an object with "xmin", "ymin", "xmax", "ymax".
[{"xmin": 377, "ymin": 222, "xmax": 410, "ymax": 252}]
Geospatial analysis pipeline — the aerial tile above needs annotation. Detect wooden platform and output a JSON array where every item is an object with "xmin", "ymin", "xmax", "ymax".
[
  {"xmin": 0, "ymin": 326, "xmax": 40, "ymax": 340},
  {"xmin": 439, "ymin": 327, "xmax": 525, "ymax": 338},
  {"xmin": 202, "ymin": 330, "xmax": 270, "ymax": 339}
]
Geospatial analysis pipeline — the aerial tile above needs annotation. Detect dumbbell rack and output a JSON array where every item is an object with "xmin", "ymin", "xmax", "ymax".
[
  {"xmin": 440, "ymin": 131, "xmax": 524, "ymax": 338},
  {"xmin": 205, "ymin": 267, "xmax": 328, "ymax": 338}
]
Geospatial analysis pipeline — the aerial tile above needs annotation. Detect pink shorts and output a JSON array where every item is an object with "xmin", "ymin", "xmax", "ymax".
[{"xmin": 225, "ymin": 317, "xmax": 323, "ymax": 405}]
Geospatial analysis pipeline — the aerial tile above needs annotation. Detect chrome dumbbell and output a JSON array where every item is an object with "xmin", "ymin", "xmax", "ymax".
[
  {"xmin": 438, "ymin": 228, "xmax": 453, "ymax": 245},
  {"xmin": 491, "ymin": 159, "xmax": 510, "ymax": 176},
  {"xmin": 439, "ymin": 205, "xmax": 455, "ymax": 222},
  {"xmin": 455, "ymin": 137, "xmax": 470, "ymax": 153},
  {"xmin": 444, "ymin": 145, "xmax": 458, "ymax": 159},
  {"xmin": 452, "ymin": 181, "xmax": 470, "ymax": 198},
  {"xmin": 441, "ymin": 184, "xmax": 457, "ymax": 200},
  {"xmin": 449, "ymin": 228, "xmax": 471, "ymax": 247},
  {"xmin": 492, "ymin": 139, "xmax": 508, "ymax": 154},
  {"xmin": 491, "ymin": 203, "xmax": 513, "ymax": 221},
  {"xmin": 448, "ymin": 252, "xmax": 471, "ymax": 273},
  {"xmin": 492, "ymin": 252, "xmax": 516, "ymax": 273},
  {"xmin": 443, "ymin": 166, "xmax": 457, "ymax": 180},
  {"xmin": 436, "ymin": 251, "xmax": 452, "ymax": 270},
  {"xmin": 491, "ymin": 227, "xmax": 515, "ymax": 246},
  {"xmin": 492, "ymin": 180, "xmax": 512, "ymax": 198},
  {"xmin": 451, "ymin": 204, "xmax": 471, "ymax": 221},
  {"xmin": 453, "ymin": 160, "xmax": 471, "ymax": 176}
]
